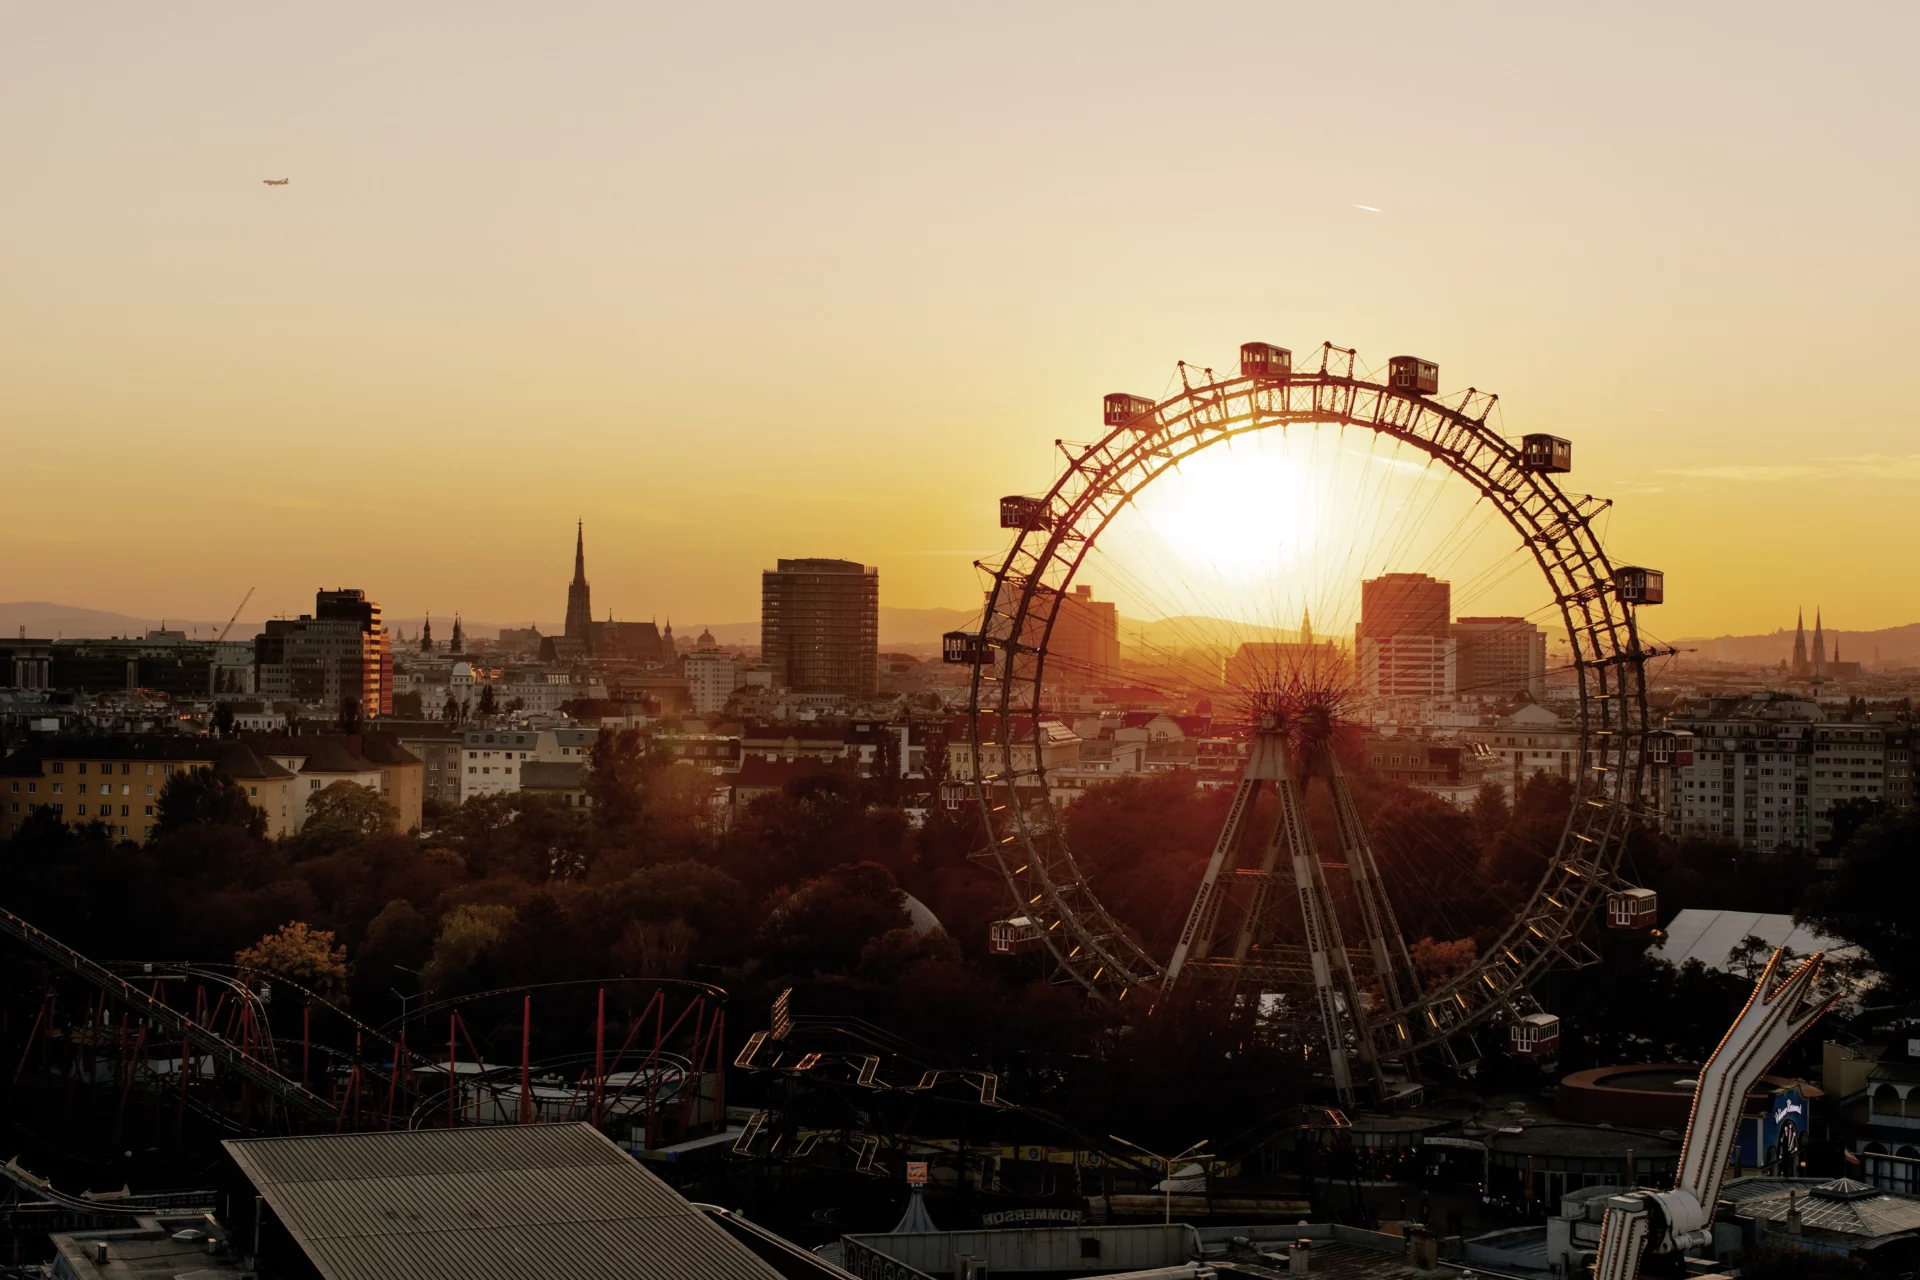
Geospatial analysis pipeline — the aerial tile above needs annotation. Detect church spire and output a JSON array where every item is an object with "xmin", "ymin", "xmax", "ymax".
[
  {"xmin": 1300, "ymin": 607, "xmax": 1314, "ymax": 647},
  {"xmin": 564, "ymin": 520, "xmax": 594, "ymax": 651},
  {"xmin": 1791, "ymin": 607, "xmax": 1807, "ymax": 677},
  {"xmin": 1812, "ymin": 607, "xmax": 1827, "ymax": 673}
]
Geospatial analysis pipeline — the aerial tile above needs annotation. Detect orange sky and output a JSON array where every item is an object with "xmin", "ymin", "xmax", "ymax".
[{"xmin": 3, "ymin": 3, "xmax": 1916, "ymax": 639}]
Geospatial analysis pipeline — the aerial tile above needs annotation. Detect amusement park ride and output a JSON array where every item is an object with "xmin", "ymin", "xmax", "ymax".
[{"xmin": 948, "ymin": 340, "xmax": 1681, "ymax": 1104}]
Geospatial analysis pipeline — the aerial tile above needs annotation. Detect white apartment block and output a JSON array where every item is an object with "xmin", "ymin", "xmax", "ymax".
[
  {"xmin": 1462, "ymin": 703, "xmax": 1579, "ymax": 787},
  {"xmin": 460, "ymin": 727, "xmax": 598, "ymax": 802},
  {"xmin": 684, "ymin": 650, "xmax": 738, "ymax": 717},
  {"xmin": 1664, "ymin": 698, "xmax": 1884, "ymax": 850}
]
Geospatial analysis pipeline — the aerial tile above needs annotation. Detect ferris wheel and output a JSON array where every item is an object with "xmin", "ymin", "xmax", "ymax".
[{"xmin": 954, "ymin": 341, "xmax": 1664, "ymax": 1103}]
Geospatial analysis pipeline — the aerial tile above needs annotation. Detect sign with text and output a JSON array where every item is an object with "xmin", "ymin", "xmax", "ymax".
[{"xmin": 906, "ymin": 1161, "xmax": 929, "ymax": 1186}]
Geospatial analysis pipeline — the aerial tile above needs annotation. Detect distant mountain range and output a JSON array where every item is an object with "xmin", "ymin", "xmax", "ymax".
[{"xmin": 1673, "ymin": 622, "xmax": 1920, "ymax": 669}]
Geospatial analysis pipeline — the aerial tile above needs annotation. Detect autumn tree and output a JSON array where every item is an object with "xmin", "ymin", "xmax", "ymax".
[
  {"xmin": 421, "ymin": 903, "xmax": 518, "ymax": 993},
  {"xmin": 236, "ymin": 922, "xmax": 350, "ymax": 997}
]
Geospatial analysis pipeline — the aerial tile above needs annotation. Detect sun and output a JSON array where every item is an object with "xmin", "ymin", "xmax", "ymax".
[{"xmin": 1130, "ymin": 440, "xmax": 1321, "ymax": 586}]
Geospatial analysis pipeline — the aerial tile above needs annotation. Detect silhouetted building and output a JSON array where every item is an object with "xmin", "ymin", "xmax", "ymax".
[
  {"xmin": 1357, "ymin": 573, "xmax": 1451, "ymax": 700},
  {"xmin": 762, "ymin": 559, "xmax": 879, "ymax": 698},
  {"xmin": 1450, "ymin": 616, "xmax": 1547, "ymax": 699},
  {"xmin": 255, "ymin": 589, "xmax": 390, "ymax": 716}
]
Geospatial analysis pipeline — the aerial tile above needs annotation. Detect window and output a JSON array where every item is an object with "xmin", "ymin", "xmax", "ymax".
[
  {"xmin": 77, "ymin": 804, "xmax": 87, "ymax": 816},
  {"xmin": 52, "ymin": 783, "xmax": 62, "ymax": 795},
  {"xmin": 310, "ymin": 780, "xmax": 321, "ymax": 790},
  {"xmin": 143, "ymin": 806, "xmax": 153, "ymax": 817},
  {"xmin": 250, "ymin": 787, "xmax": 258, "ymax": 797},
  {"xmin": 120, "ymin": 805, "xmax": 129, "ymax": 817},
  {"xmin": 52, "ymin": 762, "xmax": 63, "ymax": 774},
  {"xmin": 78, "ymin": 763, "xmax": 88, "ymax": 775}
]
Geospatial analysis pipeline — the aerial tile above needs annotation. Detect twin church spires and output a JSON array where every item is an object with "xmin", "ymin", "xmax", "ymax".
[{"xmin": 1790, "ymin": 606, "xmax": 1829, "ymax": 679}]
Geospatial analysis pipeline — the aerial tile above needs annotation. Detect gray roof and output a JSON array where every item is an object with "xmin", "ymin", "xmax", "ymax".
[
  {"xmin": 223, "ymin": 1122, "xmax": 784, "ymax": 1280},
  {"xmin": 1722, "ymin": 1175, "xmax": 1920, "ymax": 1241},
  {"xmin": 520, "ymin": 760, "xmax": 587, "ymax": 789}
]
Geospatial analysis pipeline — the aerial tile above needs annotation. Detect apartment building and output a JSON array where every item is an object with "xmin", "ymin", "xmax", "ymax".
[
  {"xmin": 459, "ymin": 727, "xmax": 598, "ymax": 802},
  {"xmin": 1, "ymin": 737, "xmax": 298, "ymax": 841}
]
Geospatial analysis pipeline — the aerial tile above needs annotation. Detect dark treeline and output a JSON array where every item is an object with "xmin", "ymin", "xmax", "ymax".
[{"xmin": 2, "ymin": 729, "xmax": 1913, "ymax": 1147}]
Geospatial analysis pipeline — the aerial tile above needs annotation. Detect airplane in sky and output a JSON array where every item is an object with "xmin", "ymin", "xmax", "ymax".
[{"xmin": 263, "ymin": 178, "xmax": 289, "ymax": 186}]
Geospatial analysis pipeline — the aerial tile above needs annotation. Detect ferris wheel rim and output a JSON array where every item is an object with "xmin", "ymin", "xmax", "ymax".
[{"xmin": 964, "ymin": 345, "xmax": 1651, "ymax": 1056}]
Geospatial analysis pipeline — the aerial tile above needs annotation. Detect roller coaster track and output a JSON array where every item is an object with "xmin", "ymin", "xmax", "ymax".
[{"xmin": 0, "ymin": 906, "xmax": 335, "ymax": 1124}]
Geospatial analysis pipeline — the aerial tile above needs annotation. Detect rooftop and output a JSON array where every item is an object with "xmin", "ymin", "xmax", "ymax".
[{"xmin": 224, "ymin": 1122, "xmax": 787, "ymax": 1280}]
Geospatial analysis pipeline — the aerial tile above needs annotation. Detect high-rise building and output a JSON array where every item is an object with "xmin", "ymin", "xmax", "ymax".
[
  {"xmin": 761, "ymin": 558, "xmax": 879, "ymax": 698},
  {"xmin": 564, "ymin": 521, "xmax": 594, "ymax": 655},
  {"xmin": 255, "ymin": 588, "xmax": 390, "ymax": 716},
  {"xmin": 1449, "ymin": 616, "xmax": 1547, "ymax": 700},
  {"xmin": 1356, "ymin": 573, "xmax": 1451, "ymax": 700}
]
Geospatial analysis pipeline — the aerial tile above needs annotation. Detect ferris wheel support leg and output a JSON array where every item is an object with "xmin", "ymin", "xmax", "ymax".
[
  {"xmin": 1324, "ymin": 754, "xmax": 1424, "ymax": 1081},
  {"xmin": 1165, "ymin": 773, "xmax": 1262, "ymax": 986},
  {"xmin": 1274, "ymin": 763, "xmax": 1382, "ymax": 1106}
]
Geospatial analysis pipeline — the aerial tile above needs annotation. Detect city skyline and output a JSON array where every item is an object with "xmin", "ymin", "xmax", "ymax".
[{"xmin": 5, "ymin": 4, "xmax": 1919, "ymax": 636}]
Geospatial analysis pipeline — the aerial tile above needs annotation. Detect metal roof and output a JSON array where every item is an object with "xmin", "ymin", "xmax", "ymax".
[
  {"xmin": 224, "ymin": 1123, "xmax": 785, "ymax": 1280},
  {"xmin": 1653, "ymin": 909, "xmax": 1852, "ymax": 973}
]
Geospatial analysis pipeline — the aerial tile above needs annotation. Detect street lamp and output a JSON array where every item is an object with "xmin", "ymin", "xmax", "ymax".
[{"xmin": 1108, "ymin": 1135, "xmax": 1211, "ymax": 1226}]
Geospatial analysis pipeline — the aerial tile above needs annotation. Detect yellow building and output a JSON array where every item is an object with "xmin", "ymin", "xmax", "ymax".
[{"xmin": 2, "ymin": 737, "xmax": 299, "ymax": 841}]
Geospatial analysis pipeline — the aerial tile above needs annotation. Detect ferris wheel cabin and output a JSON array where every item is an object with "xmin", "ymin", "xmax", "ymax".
[
  {"xmin": 989, "ymin": 917, "xmax": 1045, "ymax": 955},
  {"xmin": 1103, "ymin": 392, "xmax": 1159, "ymax": 428},
  {"xmin": 1645, "ymin": 729, "xmax": 1695, "ymax": 768},
  {"xmin": 1387, "ymin": 355, "xmax": 1440, "ymax": 396},
  {"xmin": 1607, "ymin": 887, "xmax": 1660, "ymax": 931},
  {"xmin": 1509, "ymin": 1012, "xmax": 1561, "ymax": 1058},
  {"xmin": 1521, "ymin": 434, "xmax": 1574, "ymax": 473},
  {"xmin": 1240, "ymin": 342, "xmax": 1293, "ymax": 380},
  {"xmin": 1614, "ymin": 566, "xmax": 1665, "ymax": 605},
  {"xmin": 999, "ymin": 495, "xmax": 1051, "ymax": 530},
  {"xmin": 942, "ymin": 631, "xmax": 992, "ymax": 665}
]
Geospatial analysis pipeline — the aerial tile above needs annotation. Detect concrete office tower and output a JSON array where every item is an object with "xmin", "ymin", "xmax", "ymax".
[
  {"xmin": 1356, "ymin": 572, "xmax": 1452, "ymax": 700},
  {"xmin": 1450, "ymin": 616, "xmax": 1547, "ymax": 699},
  {"xmin": 761, "ymin": 559, "xmax": 879, "ymax": 698},
  {"xmin": 257, "ymin": 588, "xmax": 391, "ymax": 716}
]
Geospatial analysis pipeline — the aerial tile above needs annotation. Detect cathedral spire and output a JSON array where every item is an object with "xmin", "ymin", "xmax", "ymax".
[
  {"xmin": 1791, "ymin": 607, "xmax": 1807, "ymax": 677},
  {"xmin": 564, "ymin": 521, "xmax": 594, "ymax": 652},
  {"xmin": 1300, "ymin": 607, "xmax": 1314, "ymax": 647},
  {"xmin": 1812, "ymin": 607, "xmax": 1827, "ymax": 673}
]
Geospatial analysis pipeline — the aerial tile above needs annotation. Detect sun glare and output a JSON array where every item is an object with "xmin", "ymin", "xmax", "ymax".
[{"xmin": 1131, "ymin": 443, "xmax": 1320, "ymax": 586}]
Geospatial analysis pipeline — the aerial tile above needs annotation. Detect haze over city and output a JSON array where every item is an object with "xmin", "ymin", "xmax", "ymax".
[{"xmin": 5, "ymin": 2, "xmax": 1918, "ymax": 636}]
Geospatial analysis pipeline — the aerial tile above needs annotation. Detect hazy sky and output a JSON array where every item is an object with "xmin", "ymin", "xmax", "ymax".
[{"xmin": 4, "ymin": 2, "xmax": 1916, "ymax": 640}]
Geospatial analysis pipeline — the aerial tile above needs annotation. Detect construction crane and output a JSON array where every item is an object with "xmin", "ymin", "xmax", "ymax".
[
  {"xmin": 1592, "ymin": 948, "xmax": 1834, "ymax": 1279},
  {"xmin": 216, "ymin": 586, "xmax": 255, "ymax": 642}
]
